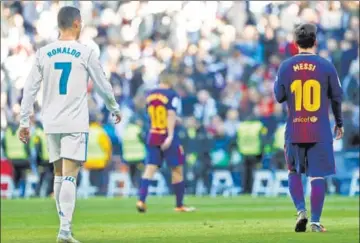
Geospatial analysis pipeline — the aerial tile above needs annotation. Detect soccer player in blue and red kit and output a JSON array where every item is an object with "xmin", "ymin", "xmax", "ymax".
[
  {"xmin": 136, "ymin": 73, "xmax": 195, "ymax": 213},
  {"xmin": 274, "ymin": 23, "xmax": 344, "ymax": 233}
]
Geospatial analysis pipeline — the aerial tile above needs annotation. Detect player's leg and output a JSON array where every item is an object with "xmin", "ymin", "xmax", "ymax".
[
  {"xmin": 171, "ymin": 166, "xmax": 195, "ymax": 212},
  {"xmin": 57, "ymin": 133, "xmax": 87, "ymax": 243},
  {"xmin": 46, "ymin": 134, "xmax": 63, "ymax": 218},
  {"xmin": 59, "ymin": 159, "xmax": 81, "ymax": 231},
  {"xmin": 137, "ymin": 146, "xmax": 161, "ymax": 212},
  {"xmin": 285, "ymin": 143, "xmax": 307, "ymax": 232},
  {"xmin": 309, "ymin": 176, "xmax": 326, "ymax": 232},
  {"xmin": 138, "ymin": 164, "xmax": 158, "ymax": 202},
  {"xmin": 307, "ymin": 142, "xmax": 335, "ymax": 232},
  {"xmin": 53, "ymin": 160, "xmax": 63, "ymax": 218},
  {"xmin": 57, "ymin": 158, "xmax": 81, "ymax": 243},
  {"xmin": 167, "ymin": 145, "xmax": 195, "ymax": 212},
  {"xmin": 171, "ymin": 165, "xmax": 185, "ymax": 208}
]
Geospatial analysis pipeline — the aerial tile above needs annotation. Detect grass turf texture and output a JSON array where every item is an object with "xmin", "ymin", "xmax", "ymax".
[{"xmin": 1, "ymin": 196, "xmax": 359, "ymax": 243}]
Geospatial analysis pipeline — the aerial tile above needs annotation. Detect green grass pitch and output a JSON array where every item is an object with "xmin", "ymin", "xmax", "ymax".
[{"xmin": 1, "ymin": 196, "xmax": 359, "ymax": 243}]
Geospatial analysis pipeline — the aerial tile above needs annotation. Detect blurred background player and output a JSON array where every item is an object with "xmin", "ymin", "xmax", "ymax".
[
  {"xmin": 136, "ymin": 73, "xmax": 195, "ymax": 213},
  {"xmin": 274, "ymin": 23, "xmax": 343, "ymax": 233},
  {"xmin": 18, "ymin": 6, "xmax": 121, "ymax": 243}
]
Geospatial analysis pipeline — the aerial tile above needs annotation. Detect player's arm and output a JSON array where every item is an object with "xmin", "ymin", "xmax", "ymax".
[
  {"xmin": 87, "ymin": 50, "xmax": 121, "ymax": 123},
  {"xmin": 328, "ymin": 63, "xmax": 344, "ymax": 139},
  {"xmin": 274, "ymin": 62, "xmax": 287, "ymax": 103},
  {"xmin": 20, "ymin": 51, "xmax": 42, "ymax": 128},
  {"xmin": 167, "ymin": 110, "xmax": 176, "ymax": 140},
  {"xmin": 19, "ymin": 51, "xmax": 43, "ymax": 143},
  {"xmin": 168, "ymin": 95, "xmax": 181, "ymax": 138},
  {"xmin": 160, "ymin": 96, "xmax": 179, "ymax": 150}
]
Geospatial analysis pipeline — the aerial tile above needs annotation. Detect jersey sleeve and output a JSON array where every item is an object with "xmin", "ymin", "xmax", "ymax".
[
  {"xmin": 328, "ymin": 63, "xmax": 343, "ymax": 127},
  {"xmin": 274, "ymin": 62, "xmax": 287, "ymax": 103},
  {"xmin": 167, "ymin": 93, "xmax": 180, "ymax": 114},
  {"xmin": 87, "ymin": 50, "xmax": 121, "ymax": 115},
  {"xmin": 20, "ymin": 50, "xmax": 43, "ymax": 128}
]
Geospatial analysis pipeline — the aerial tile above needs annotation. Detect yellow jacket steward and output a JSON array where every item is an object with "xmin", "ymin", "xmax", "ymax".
[
  {"xmin": 122, "ymin": 123, "xmax": 146, "ymax": 163},
  {"xmin": 273, "ymin": 123, "xmax": 286, "ymax": 151},
  {"xmin": 30, "ymin": 127, "xmax": 49, "ymax": 161},
  {"xmin": 84, "ymin": 123, "xmax": 112, "ymax": 170},
  {"xmin": 4, "ymin": 127, "xmax": 28, "ymax": 160},
  {"xmin": 237, "ymin": 120, "xmax": 267, "ymax": 156}
]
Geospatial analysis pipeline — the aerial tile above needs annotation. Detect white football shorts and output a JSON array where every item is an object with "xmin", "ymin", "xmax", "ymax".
[{"xmin": 46, "ymin": 133, "xmax": 89, "ymax": 163}]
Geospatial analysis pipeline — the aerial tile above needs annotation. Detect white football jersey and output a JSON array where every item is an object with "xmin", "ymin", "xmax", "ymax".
[{"xmin": 20, "ymin": 40, "xmax": 120, "ymax": 133}]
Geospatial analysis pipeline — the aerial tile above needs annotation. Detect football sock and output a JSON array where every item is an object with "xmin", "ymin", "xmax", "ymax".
[
  {"xmin": 139, "ymin": 178, "xmax": 151, "ymax": 203},
  {"xmin": 288, "ymin": 173, "xmax": 306, "ymax": 212},
  {"xmin": 59, "ymin": 176, "xmax": 77, "ymax": 232},
  {"xmin": 54, "ymin": 176, "xmax": 63, "ymax": 218},
  {"xmin": 172, "ymin": 181, "xmax": 185, "ymax": 207},
  {"xmin": 310, "ymin": 178, "xmax": 326, "ymax": 223}
]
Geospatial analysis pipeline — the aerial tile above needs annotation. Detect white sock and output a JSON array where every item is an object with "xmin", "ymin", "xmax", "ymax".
[
  {"xmin": 59, "ymin": 176, "xmax": 77, "ymax": 232},
  {"xmin": 310, "ymin": 222, "xmax": 320, "ymax": 226},
  {"xmin": 54, "ymin": 176, "xmax": 63, "ymax": 218}
]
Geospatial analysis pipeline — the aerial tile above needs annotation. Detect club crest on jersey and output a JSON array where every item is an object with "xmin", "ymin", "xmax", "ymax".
[{"xmin": 293, "ymin": 116, "xmax": 318, "ymax": 123}]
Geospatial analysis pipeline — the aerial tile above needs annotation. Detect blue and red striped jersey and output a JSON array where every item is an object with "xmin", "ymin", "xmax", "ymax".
[
  {"xmin": 274, "ymin": 52, "xmax": 343, "ymax": 143},
  {"xmin": 145, "ymin": 88, "xmax": 180, "ymax": 146}
]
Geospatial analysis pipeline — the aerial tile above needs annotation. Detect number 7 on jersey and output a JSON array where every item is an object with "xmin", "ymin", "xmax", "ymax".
[{"xmin": 54, "ymin": 62, "xmax": 72, "ymax": 95}]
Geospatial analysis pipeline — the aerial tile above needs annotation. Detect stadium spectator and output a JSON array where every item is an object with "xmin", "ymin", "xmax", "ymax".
[
  {"xmin": 194, "ymin": 90, "xmax": 217, "ymax": 127},
  {"xmin": 237, "ymin": 117, "xmax": 267, "ymax": 193},
  {"xmin": 179, "ymin": 116, "xmax": 212, "ymax": 194},
  {"xmin": 209, "ymin": 116, "xmax": 234, "ymax": 170},
  {"xmin": 85, "ymin": 113, "xmax": 113, "ymax": 195},
  {"xmin": 121, "ymin": 117, "xmax": 146, "ymax": 188},
  {"xmin": 1, "ymin": 113, "xmax": 31, "ymax": 196},
  {"xmin": 29, "ymin": 119, "xmax": 52, "ymax": 196},
  {"xmin": 224, "ymin": 109, "xmax": 241, "ymax": 138}
]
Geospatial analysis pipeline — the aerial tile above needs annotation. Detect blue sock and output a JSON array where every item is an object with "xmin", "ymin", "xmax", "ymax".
[
  {"xmin": 288, "ymin": 173, "xmax": 306, "ymax": 212},
  {"xmin": 310, "ymin": 179, "xmax": 326, "ymax": 223},
  {"xmin": 138, "ymin": 178, "xmax": 151, "ymax": 203},
  {"xmin": 172, "ymin": 181, "xmax": 185, "ymax": 207}
]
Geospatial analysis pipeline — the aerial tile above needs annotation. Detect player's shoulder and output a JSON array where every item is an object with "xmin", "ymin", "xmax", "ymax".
[
  {"xmin": 315, "ymin": 55, "xmax": 336, "ymax": 71},
  {"xmin": 278, "ymin": 56, "xmax": 294, "ymax": 70},
  {"xmin": 146, "ymin": 88, "xmax": 157, "ymax": 96},
  {"xmin": 66, "ymin": 41, "xmax": 95, "ymax": 58},
  {"xmin": 167, "ymin": 88, "xmax": 178, "ymax": 97}
]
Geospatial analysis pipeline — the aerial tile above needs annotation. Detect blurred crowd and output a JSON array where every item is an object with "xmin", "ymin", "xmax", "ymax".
[{"xmin": 1, "ymin": 1, "xmax": 359, "ymax": 197}]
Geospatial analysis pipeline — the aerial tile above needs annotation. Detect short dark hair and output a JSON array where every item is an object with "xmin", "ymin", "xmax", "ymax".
[
  {"xmin": 294, "ymin": 23, "xmax": 317, "ymax": 49},
  {"xmin": 57, "ymin": 6, "xmax": 81, "ymax": 29}
]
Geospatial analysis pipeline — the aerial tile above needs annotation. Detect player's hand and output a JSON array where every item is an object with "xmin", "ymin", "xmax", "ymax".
[
  {"xmin": 19, "ymin": 127, "xmax": 30, "ymax": 144},
  {"xmin": 334, "ymin": 125, "xmax": 344, "ymax": 140},
  {"xmin": 161, "ymin": 136, "xmax": 173, "ymax": 151},
  {"xmin": 112, "ymin": 114, "xmax": 122, "ymax": 124}
]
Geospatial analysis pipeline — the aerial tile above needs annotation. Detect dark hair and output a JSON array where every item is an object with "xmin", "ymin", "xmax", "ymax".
[
  {"xmin": 294, "ymin": 23, "xmax": 317, "ymax": 49},
  {"xmin": 57, "ymin": 6, "xmax": 81, "ymax": 29}
]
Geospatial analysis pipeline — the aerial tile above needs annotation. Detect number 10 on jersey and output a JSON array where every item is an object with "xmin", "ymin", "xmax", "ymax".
[
  {"xmin": 291, "ymin": 79, "xmax": 321, "ymax": 112},
  {"xmin": 55, "ymin": 62, "xmax": 72, "ymax": 95}
]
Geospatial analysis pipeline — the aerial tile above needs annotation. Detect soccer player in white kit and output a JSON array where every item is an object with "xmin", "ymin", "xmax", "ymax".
[{"xmin": 18, "ymin": 6, "xmax": 121, "ymax": 243}]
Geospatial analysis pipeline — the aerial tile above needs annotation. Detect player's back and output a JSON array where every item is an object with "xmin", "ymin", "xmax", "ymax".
[
  {"xmin": 146, "ymin": 88, "xmax": 179, "ymax": 146},
  {"xmin": 276, "ymin": 53, "xmax": 342, "ymax": 143},
  {"xmin": 38, "ymin": 40, "xmax": 92, "ymax": 133}
]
